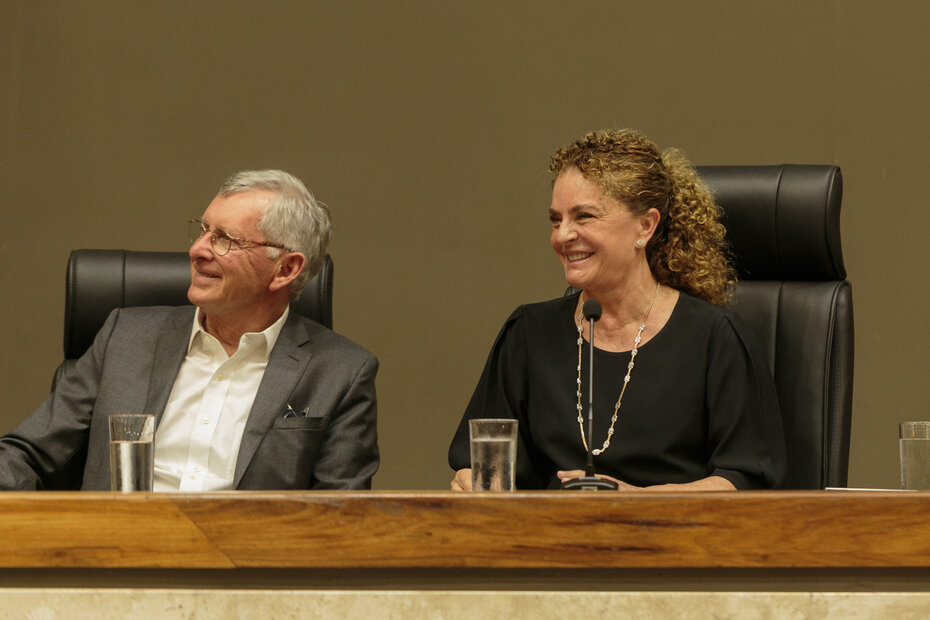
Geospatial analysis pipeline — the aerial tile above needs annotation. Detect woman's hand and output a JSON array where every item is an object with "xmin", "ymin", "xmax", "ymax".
[
  {"xmin": 556, "ymin": 470, "xmax": 737, "ymax": 491},
  {"xmin": 451, "ymin": 468, "xmax": 472, "ymax": 491}
]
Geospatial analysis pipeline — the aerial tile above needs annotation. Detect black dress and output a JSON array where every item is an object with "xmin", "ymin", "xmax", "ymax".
[{"xmin": 449, "ymin": 292, "xmax": 786, "ymax": 490}]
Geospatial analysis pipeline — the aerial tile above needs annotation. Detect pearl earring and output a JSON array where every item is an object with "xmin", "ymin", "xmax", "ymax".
[{"xmin": 635, "ymin": 239, "xmax": 645, "ymax": 248}]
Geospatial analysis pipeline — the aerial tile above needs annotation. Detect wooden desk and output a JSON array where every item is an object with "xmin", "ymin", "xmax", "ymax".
[
  {"xmin": 2, "ymin": 491, "xmax": 930, "ymax": 617},
  {"xmin": 2, "ymin": 490, "xmax": 929, "ymax": 569}
]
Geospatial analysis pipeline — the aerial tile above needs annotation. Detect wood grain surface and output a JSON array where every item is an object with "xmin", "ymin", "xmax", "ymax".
[{"xmin": 0, "ymin": 491, "xmax": 927, "ymax": 569}]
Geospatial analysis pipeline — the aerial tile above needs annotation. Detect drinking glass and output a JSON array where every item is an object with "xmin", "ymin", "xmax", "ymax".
[
  {"xmin": 469, "ymin": 419, "xmax": 518, "ymax": 491},
  {"xmin": 899, "ymin": 421, "xmax": 930, "ymax": 490},
  {"xmin": 109, "ymin": 414, "xmax": 155, "ymax": 492}
]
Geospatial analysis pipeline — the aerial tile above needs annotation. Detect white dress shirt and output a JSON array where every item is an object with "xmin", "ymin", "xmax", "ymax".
[{"xmin": 153, "ymin": 307, "xmax": 288, "ymax": 492}]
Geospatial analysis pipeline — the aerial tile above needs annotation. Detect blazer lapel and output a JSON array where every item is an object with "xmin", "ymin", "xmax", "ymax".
[
  {"xmin": 233, "ymin": 313, "xmax": 313, "ymax": 487},
  {"xmin": 145, "ymin": 307, "xmax": 194, "ymax": 423}
]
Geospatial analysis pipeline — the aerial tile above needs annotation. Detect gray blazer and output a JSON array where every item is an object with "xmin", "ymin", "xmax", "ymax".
[{"xmin": 0, "ymin": 306, "xmax": 379, "ymax": 490}]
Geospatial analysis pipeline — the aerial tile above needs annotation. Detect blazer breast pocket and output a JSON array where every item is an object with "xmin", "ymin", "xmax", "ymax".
[
  {"xmin": 271, "ymin": 415, "xmax": 326, "ymax": 431},
  {"xmin": 243, "ymin": 416, "xmax": 327, "ymax": 489}
]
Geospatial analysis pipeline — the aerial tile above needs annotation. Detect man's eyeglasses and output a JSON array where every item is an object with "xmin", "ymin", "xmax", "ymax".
[{"xmin": 189, "ymin": 219, "xmax": 287, "ymax": 256}]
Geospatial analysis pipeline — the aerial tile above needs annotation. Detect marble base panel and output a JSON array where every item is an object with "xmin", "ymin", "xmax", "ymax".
[{"xmin": 2, "ymin": 590, "xmax": 930, "ymax": 619}]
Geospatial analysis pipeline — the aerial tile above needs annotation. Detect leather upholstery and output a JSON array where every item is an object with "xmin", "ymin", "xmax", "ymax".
[
  {"xmin": 55, "ymin": 250, "xmax": 333, "ymax": 386},
  {"xmin": 697, "ymin": 165, "xmax": 853, "ymax": 489}
]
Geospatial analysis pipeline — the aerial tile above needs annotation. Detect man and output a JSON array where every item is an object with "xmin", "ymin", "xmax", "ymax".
[{"xmin": 0, "ymin": 170, "xmax": 379, "ymax": 490}]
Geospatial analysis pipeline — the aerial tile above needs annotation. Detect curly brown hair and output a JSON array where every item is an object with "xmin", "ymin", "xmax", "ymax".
[{"xmin": 549, "ymin": 129, "xmax": 735, "ymax": 306}]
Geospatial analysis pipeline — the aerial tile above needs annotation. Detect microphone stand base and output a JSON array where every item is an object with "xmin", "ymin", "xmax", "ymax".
[{"xmin": 560, "ymin": 476, "xmax": 619, "ymax": 491}]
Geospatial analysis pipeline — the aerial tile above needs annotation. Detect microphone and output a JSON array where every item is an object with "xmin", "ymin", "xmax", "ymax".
[
  {"xmin": 561, "ymin": 298, "xmax": 619, "ymax": 491},
  {"xmin": 582, "ymin": 298, "xmax": 602, "ymax": 322}
]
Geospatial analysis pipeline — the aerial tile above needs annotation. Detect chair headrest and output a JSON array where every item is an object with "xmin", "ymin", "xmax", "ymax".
[
  {"xmin": 696, "ymin": 165, "xmax": 846, "ymax": 281},
  {"xmin": 63, "ymin": 249, "xmax": 333, "ymax": 359}
]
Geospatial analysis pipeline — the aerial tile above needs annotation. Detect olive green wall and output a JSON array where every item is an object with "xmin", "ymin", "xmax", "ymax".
[{"xmin": 2, "ymin": 1, "xmax": 927, "ymax": 490}]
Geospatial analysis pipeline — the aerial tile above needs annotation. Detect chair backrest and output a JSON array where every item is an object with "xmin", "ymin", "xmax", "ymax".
[
  {"xmin": 696, "ymin": 165, "xmax": 854, "ymax": 489},
  {"xmin": 61, "ymin": 249, "xmax": 334, "ymax": 361}
]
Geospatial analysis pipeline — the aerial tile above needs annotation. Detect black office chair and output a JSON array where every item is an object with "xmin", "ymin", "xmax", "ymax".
[
  {"xmin": 696, "ymin": 165, "xmax": 853, "ymax": 489},
  {"xmin": 54, "ymin": 249, "xmax": 334, "ymax": 387}
]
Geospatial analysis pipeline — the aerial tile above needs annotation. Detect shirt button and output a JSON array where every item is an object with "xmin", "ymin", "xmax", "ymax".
[
  {"xmin": 202, "ymin": 418, "xmax": 211, "ymax": 425},
  {"xmin": 217, "ymin": 374, "xmax": 226, "ymax": 382},
  {"xmin": 189, "ymin": 474, "xmax": 196, "ymax": 480},
  {"xmin": 194, "ymin": 466, "xmax": 201, "ymax": 472}
]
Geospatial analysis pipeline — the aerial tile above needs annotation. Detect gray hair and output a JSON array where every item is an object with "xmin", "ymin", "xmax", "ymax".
[{"xmin": 218, "ymin": 169, "xmax": 331, "ymax": 299}]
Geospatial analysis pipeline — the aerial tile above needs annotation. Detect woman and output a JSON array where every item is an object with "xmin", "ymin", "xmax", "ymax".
[{"xmin": 448, "ymin": 129, "xmax": 786, "ymax": 491}]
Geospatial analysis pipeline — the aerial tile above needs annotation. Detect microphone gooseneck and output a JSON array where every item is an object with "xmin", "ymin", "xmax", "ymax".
[
  {"xmin": 561, "ymin": 297, "xmax": 619, "ymax": 491},
  {"xmin": 584, "ymin": 302, "xmax": 598, "ymax": 477}
]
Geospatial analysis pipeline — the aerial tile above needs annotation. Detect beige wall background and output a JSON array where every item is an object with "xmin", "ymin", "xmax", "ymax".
[{"xmin": 1, "ymin": 1, "xmax": 927, "ymax": 490}]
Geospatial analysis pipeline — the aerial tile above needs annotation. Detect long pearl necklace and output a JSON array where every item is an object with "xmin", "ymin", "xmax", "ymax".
[{"xmin": 574, "ymin": 282, "xmax": 661, "ymax": 455}]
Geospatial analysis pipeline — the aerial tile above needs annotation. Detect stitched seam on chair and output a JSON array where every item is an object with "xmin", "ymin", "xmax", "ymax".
[
  {"xmin": 822, "ymin": 283, "xmax": 840, "ymax": 487},
  {"xmin": 65, "ymin": 252, "xmax": 78, "ymax": 358},
  {"xmin": 120, "ymin": 250, "xmax": 128, "ymax": 308},
  {"xmin": 772, "ymin": 281, "xmax": 794, "ymax": 486},
  {"xmin": 827, "ymin": 281, "xmax": 853, "ymax": 487},
  {"xmin": 772, "ymin": 282, "xmax": 783, "ymax": 386},
  {"xmin": 822, "ymin": 168, "xmax": 838, "ymax": 280},
  {"xmin": 321, "ymin": 256, "xmax": 333, "ymax": 329},
  {"xmin": 774, "ymin": 166, "xmax": 785, "ymax": 277},
  {"xmin": 826, "ymin": 168, "xmax": 844, "ymax": 278},
  {"xmin": 822, "ymin": 169, "xmax": 833, "ymax": 277}
]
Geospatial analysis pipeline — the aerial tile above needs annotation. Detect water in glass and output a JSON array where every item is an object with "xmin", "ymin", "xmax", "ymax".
[
  {"xmin": 109, "ymin": 440, "xmax": 154, "ymax": 492},
  {"xmin": 470, "ymin": 437, "xmax": 516, "ymax": 491}
]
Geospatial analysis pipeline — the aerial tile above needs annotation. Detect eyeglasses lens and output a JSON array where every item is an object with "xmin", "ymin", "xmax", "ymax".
[
  {"xmin": 189, "ymin": 221, "xmax": 231, "ymax": 255},
  {"xmin": 213, "ymin": 231, "xmax": 232, "ymax": 255}
]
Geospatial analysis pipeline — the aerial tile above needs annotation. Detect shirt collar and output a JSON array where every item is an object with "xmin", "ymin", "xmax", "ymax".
[{"xmin": 188, "ymin": 306, "xmax": 289, "ymax": 361}]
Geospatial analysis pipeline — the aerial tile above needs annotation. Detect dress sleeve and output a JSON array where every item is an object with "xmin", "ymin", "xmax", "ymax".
[
  {"xmin": 448, "ymin": 306, "xmax": 551, "ymax": 488},
  {"xmin": 705, "ymin": 315, "xmax": 787, "ymax": 489}
]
